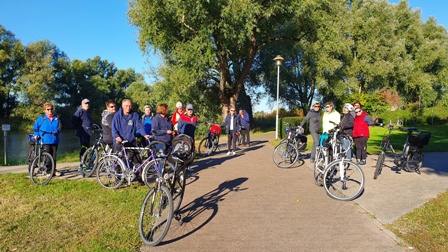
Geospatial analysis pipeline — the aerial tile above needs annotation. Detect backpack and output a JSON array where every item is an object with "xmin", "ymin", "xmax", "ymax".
[{"xmin": 171, "ymin": 134, "xmax": 194, "ymax": 162}]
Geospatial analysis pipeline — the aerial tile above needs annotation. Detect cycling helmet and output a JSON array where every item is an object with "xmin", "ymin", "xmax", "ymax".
[{"xmin": 343, "ymin": 103, "xmax": 354, "ymax": 112}]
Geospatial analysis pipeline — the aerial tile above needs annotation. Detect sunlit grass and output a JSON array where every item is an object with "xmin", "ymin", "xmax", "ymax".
[
  {"xmin": 387, "ymin": 190, "xmax": 448, "ymax": 252},
  {"xmin": 0, "ymin": 173, "xmax": 148, "ymax": 251}
]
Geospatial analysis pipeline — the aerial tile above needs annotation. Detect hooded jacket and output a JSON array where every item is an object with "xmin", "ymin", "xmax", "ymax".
[{"xmin": 33, "ymin": 114, "xmax": 62, "ymax": 144}]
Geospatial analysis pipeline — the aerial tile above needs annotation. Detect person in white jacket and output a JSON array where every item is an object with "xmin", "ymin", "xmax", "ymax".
[{"xmin": 322, "ymin": 102, "xmax": 340, "ymax": 134}]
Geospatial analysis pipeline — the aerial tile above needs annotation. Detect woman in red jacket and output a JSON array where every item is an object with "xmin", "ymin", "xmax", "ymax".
[{"xmin": 352, "ymin": 104, "xmax": 374, "ymax": 166}]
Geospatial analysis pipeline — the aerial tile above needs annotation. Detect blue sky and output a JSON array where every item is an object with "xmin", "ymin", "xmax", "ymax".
[{"xmin": 0, "ymin": 0, "xmax": 446, "ymax": 112}]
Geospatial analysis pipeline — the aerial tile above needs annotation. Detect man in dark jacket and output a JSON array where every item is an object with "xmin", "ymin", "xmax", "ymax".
[
  {"xmin": 70, "ymin": 98, "xmax": 92, "ymax": 160},
  {"xmin": 112, "ymin": 99, "xmax": 150, "ymax": 147},
  {"xmin": 221, "ymin": 107, "xmax": 240, "ymax": 156},
  {"xmin": 238, "ymin": 109, "xmax": 250, "ymax": 147},
  {"xmin": 101, "ymin": 100, "xmax": 117, "ymax": 146},
  {"xmin": 300, "ymin": 101, "xmax": 322, "ymax": 163}
]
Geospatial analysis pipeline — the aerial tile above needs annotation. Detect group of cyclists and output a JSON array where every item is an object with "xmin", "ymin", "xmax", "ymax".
[{"xmin": 301, "ymin": 100, "xmax": 374, "ymax": 166}]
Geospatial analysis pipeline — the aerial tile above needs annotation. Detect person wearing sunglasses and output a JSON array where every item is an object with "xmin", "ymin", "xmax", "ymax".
[
  {"xmin": 101, "ymin": 99, "xmax": 117, "ymax": 147},
  {"xmin": 322, "ymin": 101, "xmax": 340, "ymax": 134},
  {"xmin": 340, "ymin": 103, "xmax": 355, "ymax": 160},
  {"xmin": 352, "ymin": 101, "xmax": 374, "ymax": 166},
  {"xmin": 33, "ymin": 102, "xmax": 62, "ymax": 176},
  {"xmin": 300, "ymin": 101, "xmax": 322, "ymax": 163}
]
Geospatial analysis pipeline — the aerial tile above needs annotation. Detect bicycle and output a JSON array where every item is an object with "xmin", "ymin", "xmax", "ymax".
[
  {"xmin": 313, "ymin": 125, "xmax": 365, "ymax": 201},
  {"xmin": 79, "ymin": 124, "xmax": 111, "ymax": 178},
  {"xmin": 272, "ymin": 124, "xmax": 307, "ymax": 168},
  {"xmin": 198, "ymin": 121, "xmax": 221, "ymax": 157},
  {"xmin": 139, "ymin": 135, "xmax": 193, "ymax": 246},
  {"xmin": 96, "ymin": 140, "xmax": 174, "ymax": 189},
  {"xmin": 374, "ymin": 125, "xmax": 431, "ymax": 179},
  {"xmin": 27, "ymin": 133, "xmax": 55, "ymax": 186}
]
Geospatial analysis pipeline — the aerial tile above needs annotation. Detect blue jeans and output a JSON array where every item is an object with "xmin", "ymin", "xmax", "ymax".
[{"xmin": 342, "ymin": 138, "xmax": 352, "ymax": 159}]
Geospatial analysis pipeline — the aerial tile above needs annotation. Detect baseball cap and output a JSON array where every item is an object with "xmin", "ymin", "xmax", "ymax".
[
  {"xmin": 82, "ymin": 98, "xmax": 90, "ymax": 104},
  {"xmin": 186, "ymin": 104, "xmax": 194, "ymax": 110}
]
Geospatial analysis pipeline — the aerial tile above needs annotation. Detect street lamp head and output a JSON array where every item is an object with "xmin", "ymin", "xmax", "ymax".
[{"xmin": 273, "ymin": 55, "xmax": 284, "ymax": 66}]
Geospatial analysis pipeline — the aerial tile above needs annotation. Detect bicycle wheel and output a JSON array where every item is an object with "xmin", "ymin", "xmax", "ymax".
[
  {"xmin": 272, "ymin": 142, "xmax": 299, "ymax": 168},
  {"xmin": 139, "ymin": 185, "xmax": 174, "ymax": 246},
  {"xmin": 406, "ymin": 148, "xmax": 423, "ymax": 174},
  {"xmin": 374, "ymin": 151, "xmax": 386, "ymax": 179},
  {"xmin": 96, "ymin": 155, "xmax": 125, "ymax": 189},
  {"xmin": 313, "ymin": 147, "xmax": 327, "ymax": 186},
  {"xmin": 170, "ymin": 165, "xmax": 186, "ymax": 215},
  {"xmin": 80, "ymin": 146, "xmax": 99, "ymax": 178},
  {"xmin": 30, "ymin": 152, "xmax": 55, "ymax": 186},
  {"xmin": 142, "ymin": 158, "xmax": 175, "ymax": 190},
  {"xmin": 212, "ymin": 135, "xmax": 219, "ymax": 152},
  {"xmin": 198, "ymin": 137, "xmax": 214, "ymax": 157},
  {"xmin": 323, "ymin": 160, "xmax": 365, "ymax": 201}
]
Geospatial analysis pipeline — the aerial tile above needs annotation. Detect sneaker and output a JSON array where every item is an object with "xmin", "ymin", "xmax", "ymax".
[
  {"xmin": 359, "ymin": 160, "xmax": 366, "ymax": 166},
  {"xmin": 227, "ymin": 151, "xmax": 231, "ymax": 156},
  {"xmin": 232, "ymin": 152, "xmax": 236, "ymax": 156}
]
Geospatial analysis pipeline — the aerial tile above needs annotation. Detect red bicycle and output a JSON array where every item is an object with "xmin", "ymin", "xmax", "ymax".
[{"xmin": 198, "ymin": 121, "xmax": 221, "ymax": 157}]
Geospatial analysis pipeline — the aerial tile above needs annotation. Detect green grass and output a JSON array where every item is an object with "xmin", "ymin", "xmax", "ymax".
[
  {"xmin": 0, "ymin": 173, "xmax": 148, "ymax": 251},
  {"xmin": 387, "ymin": 190, "xmax": 448, "ymax": 252}
]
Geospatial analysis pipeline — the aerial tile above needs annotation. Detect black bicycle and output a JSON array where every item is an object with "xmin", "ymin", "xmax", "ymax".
[
  {"xmin": 198, "ymin": 121, "xmax": 221, "ymax": 157},
  {"xmin": 374, "ymin": 125, "xmax": 431, "ymax": 179},
  {"xmin": 27, "ymin": 133, "xmax": 55, "ymax": 186},
  {"xmin": 79, "ymin": 124, "xmax": 110, "ymax": 177},
  {"xmin": 272, "ymin": 124, "xmax": 307, "ymax": 168}
]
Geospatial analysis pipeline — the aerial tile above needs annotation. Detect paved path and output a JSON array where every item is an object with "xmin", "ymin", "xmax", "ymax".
[{"xmin": 1, "ymin": 132, "xmax": 447, "ymax": 251}]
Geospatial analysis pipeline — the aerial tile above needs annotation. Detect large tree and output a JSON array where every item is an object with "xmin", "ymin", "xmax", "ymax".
[{"xmin": 128, "ymin": 0, "xmax": 333, "ymax": 117}]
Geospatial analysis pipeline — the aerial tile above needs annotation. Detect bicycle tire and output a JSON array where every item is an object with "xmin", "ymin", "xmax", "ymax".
[
  {"xmin": 96, "ymin": 155, "xmax": 125, "ymax": 189},
  {"xmin": 139, "ymin": 185, "xmax": 173, "ymax": 246},
  {"xmin": 30, "ymin": 152, "xmax": 55, "ymax": 186},
  {"xmin": 198, "ymin": 137, "xmax": 214, "ymax": 157},
  {"xmin": 374, "ymin": 151, "xmax": 386, "ymax": 179},
  {"xmin": 212, "ymin": 135, "xmax": 219, "ymax": 152},
  {"xmin": 323, "ymin": 160, "xmax": 365, "ymax": 201},
  {"xmin": 142, "ymin": 158, "xmax": 175, "ymax": 190},
  {"xmin": 170, "ymin": 166, "xmax": 186, "ymax": 214},
  {"xmin": 80, "ymin": 146, "xmax": 99, "ymax": 178},
  {"xmin": 406, "ymin": 148, "xmax": 423, "ymax": 174},
  {"xmin": 313, "ymin": 147, "xmax": 327, "ymax": 186},
  {"xmin": 272, "ymin": 142, "xmax": 299, "ymax": 168}
]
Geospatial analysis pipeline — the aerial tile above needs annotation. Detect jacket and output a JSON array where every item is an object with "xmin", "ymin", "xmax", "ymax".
[
  {"xmin": 101, "ymin": 110, "xmax": 115, "ymax": 145},
  {"xmin": 238, "ymin": 110, "xmax": 250, "ymax": 128},
  {"xmin": 322, "ymin": 109, "xmax": 341, "ymax": 134},
  {"xmin": 221, "ymin": 114, "xmax": 240, "ymax": 135},
  {"xmin": 178, "ymin": 114, "xmax": 198, "ymax": 140},
  {"xmin": 300, "ymin": 110, "xmax": 321, "ymax": 134},
  {"xmin": 340, "ymin": 113, "xmax": 354, "ymax": 136},
  {"xmin": 33, "ymin": 114, "xmax": 62, "ymax": 145},
  {"xmin": 70, "ymin": 108, "xmax": 92, "ymax": 137},
  {"xmin": 152, "ymin": 114, "xmax": 173, "ymax": 145},
  {"xmin": 111, "ymin": 108, "xmax": 147, "ymax": 144},
  {"xmin": 353, "ymin": 111, "xmax": 374, "ymax": 138}
]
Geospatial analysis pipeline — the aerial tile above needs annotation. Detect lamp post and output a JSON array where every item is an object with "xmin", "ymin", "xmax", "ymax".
[{"xmin": 273, "ymin": 55, "xmax": 284, "ymax": 140}]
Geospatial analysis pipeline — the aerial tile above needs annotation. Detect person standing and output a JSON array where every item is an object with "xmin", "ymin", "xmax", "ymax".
[
  {"xmin": 101, "ymin": 100, "xmax": 117, "ymax": 147},
  {"xmin": 322, "ymin": 101, "xmax": 341, "ymax": 134},
  {"xmin": 221, "ymin": 107, "xmax": 240, "ymax": 156},
  {"xmin": 177, "ymin": 104, "xmax": 198, "ymax": 141},
  {"xmin": 141, "ymin": 105, "xmax": 154, "ymax": 146},
  {"xmin": 300, "ymin": 101, "xmax": 322, "ymax": 163},
  {"xmin": 70, "ymin": 98, "xmax": 92, "ymax": 160},
  {"xmin": 340, "ymin": 103, "xmax": 355, "ymax": 160},
  {"xmin": 152, "ymin": 103, "xmax": 175, "ymax": 151},
  {"xmin": 238, "ymin": 109, "xmax": 251, "ymax": 147},
  {"xmin": 33, "ymin": 103, "xmax": 62, "ymax": 176},
  {"xmin": 171, "ymin": 101, "xmax": 184, "ymax": 133},
  {"xmin": 353, "ymin": 102, "xmax": 374, "ymax": 166}
]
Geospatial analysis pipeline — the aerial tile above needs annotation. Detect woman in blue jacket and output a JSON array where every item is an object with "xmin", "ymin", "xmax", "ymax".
[
  {"xmin": 152, "ymin": 103, "xmax": 175, "ymax": 151},
  {"xmin": 33, "ymin": 102, "xmax": 62, "ymax": 176}
]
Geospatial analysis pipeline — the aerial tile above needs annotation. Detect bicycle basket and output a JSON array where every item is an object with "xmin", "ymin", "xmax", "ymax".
[
  {"xmin": 408, "ymin": 132, "xmax": 431, "ymax": 146},
  {"xmin": 27, "ymin": 134, "xmax": 36, "ymax": 145},
  {"xmin": 210, "ymin": 124, "xmax": 221, "ymax": 135}
]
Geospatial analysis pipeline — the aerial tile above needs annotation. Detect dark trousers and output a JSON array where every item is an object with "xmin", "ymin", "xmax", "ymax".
[
  {"xmin": 354, "ymin": 137, "xmax": 368, "ymax": 160},
  {"xmin": 310, "ymin": 132, "xmax": 320, "ymax": 160},
  {"xmin": 227, "ymin": 130, "xmax": 237, "ymax": 152},
  {"xmin": 43, "ymin": 144, "xmax": 58, "ymax": 169},
  {"xmin": 240, "ymin": 127, "xmax": 250, "ymax": 145},
  {"xmin": 79, "ymin": 136, "xmax": 90, "ymax": 160}
]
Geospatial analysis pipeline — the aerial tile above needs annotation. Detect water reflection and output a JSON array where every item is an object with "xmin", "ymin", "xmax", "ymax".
[{"xmin": 0, "ymin": 131, "xmax": 80, "ymax": 161}]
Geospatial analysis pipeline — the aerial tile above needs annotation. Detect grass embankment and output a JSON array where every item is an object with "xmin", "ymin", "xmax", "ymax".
[{"xmin": 0, "ymin": 174, "xmax": 147, "ymax": 251}]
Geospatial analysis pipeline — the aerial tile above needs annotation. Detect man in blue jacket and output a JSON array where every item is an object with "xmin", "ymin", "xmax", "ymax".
[
  {"xmin": 221, "ymin": 107, "xmax": 240, "ymax": 156},
  {"xmin": 238, "ymin": 109, "xmax": 250, "ymax": 147}
]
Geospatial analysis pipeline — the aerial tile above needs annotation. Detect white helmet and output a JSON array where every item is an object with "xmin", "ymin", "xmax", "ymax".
[{"xmin": 344, "ymin": 103, "xmax": 354, "ymax": 112}]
